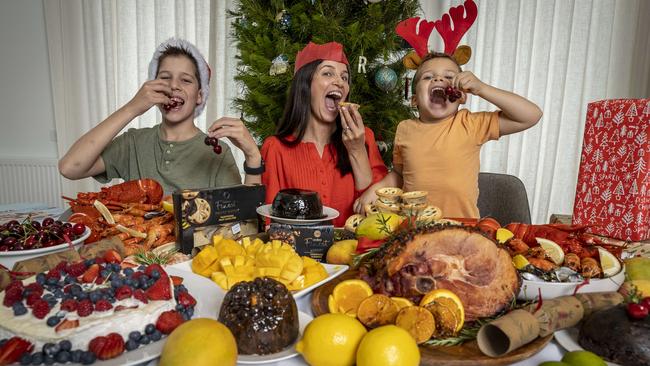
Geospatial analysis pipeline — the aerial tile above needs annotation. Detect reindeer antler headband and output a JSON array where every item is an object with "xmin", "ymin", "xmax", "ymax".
[{"xmin": 396, "ymin": 0, "xmax": 478, "ymax": 69}]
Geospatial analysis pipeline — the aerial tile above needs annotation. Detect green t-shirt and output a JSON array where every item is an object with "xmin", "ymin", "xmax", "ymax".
[{"xmin": 95, "ymin": 125, "xmax": 241, "ymax": 194}]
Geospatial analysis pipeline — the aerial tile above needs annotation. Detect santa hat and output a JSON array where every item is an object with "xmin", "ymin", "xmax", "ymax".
[
  {"xmin": 148, "ymin": 38, "xmax": 211, "ymax": 117},
  {"xmin": 294, "ymin": 42, "xmax": 349, "ymax": 73}
]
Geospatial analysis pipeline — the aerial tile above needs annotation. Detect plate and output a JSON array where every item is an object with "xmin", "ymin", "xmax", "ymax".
[
  {"xmin": 169, "ymin": 260, "xmax": 349, "ymax": 299},
  {"xmin": 0, "ymin": 225, "xmax": 91, "ymax": 270},
  {"xmin": 554, "ymin": 328, "xmax": 620, "ymax": 366},
  {"xmin": 256, "ymin": 204, "xmax": 339, "ymax": 225},
  {"xmin": 517, "ymin": 267, "xmax": 626, "ymax": 301},
  {"xmin": 237, "ymin": 311, "xmax": 312, "ymax": 364},
  {"xmin": 92, "ymin": 266, "xmax": 223, "ymax": 366}
]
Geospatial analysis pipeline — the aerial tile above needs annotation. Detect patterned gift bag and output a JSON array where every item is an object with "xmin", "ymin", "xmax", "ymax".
[{"xmin": 573, "ymin": 99, "xmax": 650, "ymax": 241}]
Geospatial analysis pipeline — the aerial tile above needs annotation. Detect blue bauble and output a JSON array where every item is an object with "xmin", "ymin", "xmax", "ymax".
[
  {"xmin": 279, "ymin": 13, "xmax": 291, "ymax": 32},
  {"xmin": 374, "ymin": 66, "xmax": 398, "ymax": 92}
]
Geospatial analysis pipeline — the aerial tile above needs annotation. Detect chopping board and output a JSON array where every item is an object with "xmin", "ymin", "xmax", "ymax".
[{"xmin": 311, "ymin": 271, "xmax": 552, "ymax": 366}]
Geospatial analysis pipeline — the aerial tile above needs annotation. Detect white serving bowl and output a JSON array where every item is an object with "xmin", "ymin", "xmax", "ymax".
[
  {"xmin": 517, "ymin": 266, "xmax": 626, "ymax": 301},
  {"xmin": 0, "ymin": 226, "xmax": 90, "ymax": 270}
]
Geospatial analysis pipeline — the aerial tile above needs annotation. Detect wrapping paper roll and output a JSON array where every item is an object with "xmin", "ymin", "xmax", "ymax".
[
  {"xmin": 528, "ymin": 296, "xmax": 584, "ymax": 336},
  {"xmin": 575, "ymin": 291, "xmax": 624, "ymax": 317},
  {"xmin": 477, "ymin": 309, "xmax": 540, "ymax": 357}
]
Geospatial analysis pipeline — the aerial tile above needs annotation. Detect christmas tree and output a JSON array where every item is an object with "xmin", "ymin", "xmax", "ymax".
[{"xmin": 230, "ymin": 0, "xmax": 419, "ymax": 163}]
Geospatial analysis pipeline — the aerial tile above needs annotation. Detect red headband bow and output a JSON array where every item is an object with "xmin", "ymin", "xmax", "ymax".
[{"xmin": 294, "ymin": 42, "xmax": 349, "ymax": 73}]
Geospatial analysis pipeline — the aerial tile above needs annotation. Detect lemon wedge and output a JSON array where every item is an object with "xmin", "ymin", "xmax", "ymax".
[
  {"xmin": 536, "ymin": 237, "xmax": 564, "ymax": 265},
  {"xmin": 496, "ymin": 228, "xmax": 514, "ymax": 244},
  {"xmin": 598, "ymin": 246, "xmax": 622, "ymax": 277},
  {"xmin": 512, "ymin": 254, "xmax": 530, "ymax": 270}
]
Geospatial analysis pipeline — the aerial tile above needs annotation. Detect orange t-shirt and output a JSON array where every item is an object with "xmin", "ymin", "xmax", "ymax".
[
  {"xmin": 261, "ymin": 127, "xmax": 388, "ymax": 227},
  {"xmin": 393, "ymin": 109, "xmax": 500, "ymax": 218}
]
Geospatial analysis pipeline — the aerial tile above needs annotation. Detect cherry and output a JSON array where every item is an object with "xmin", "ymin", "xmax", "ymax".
[
  {"xmin": 640, "ymin": 297, "xmax": 650, "ymax": 309},
  {"xmin": 3, "ymin": 237, "xmax": 17, "ymax": 247},
  {"xmin": 32, "ymin": 221, "xmax": 41, "ymax": 230},
  {"xmin": 23, "ymin": 236, "xmax": 36, "ymax": 249},
  {"xmin": 42, "ymin": 217, "xmax": 54, "ymax": 227},
  {"xmin": 0, "ymin": 246, "xmax": 8, "ymax": 252},
  {"xmin": 72, "ymin": 223, "xmax": 86, "ymax": 236},
  {"xmin": 627, "ymin": 302, "xmax": 649, "ymax": 320},
  {"xmin": 213, "ymin": 144, "xmax": 222, "ymax": 154}
]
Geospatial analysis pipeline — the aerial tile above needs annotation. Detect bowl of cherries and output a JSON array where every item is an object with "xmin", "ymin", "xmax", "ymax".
[{"xmin": 0, "ymin": 217, "xmax": 90, "ymax": 269}]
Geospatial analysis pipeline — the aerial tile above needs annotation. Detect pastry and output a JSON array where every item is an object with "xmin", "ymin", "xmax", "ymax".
[
  {"xmin": 344, "ymin": 214, "xmax": 365, "ymax": 233},
  {"xmin": 375, "ymin": 187, "xmax": 403, "ymax": 204},
  {"xmin": 400, "ymin": 191, "xmax": 428, "ymax": 205}
]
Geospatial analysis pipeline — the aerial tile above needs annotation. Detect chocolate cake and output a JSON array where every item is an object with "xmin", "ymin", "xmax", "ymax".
[
  {"xmin": 271, "ymin": 189, "xmax": 324, "ymax": 219},
  {"xmin": 218, "ymin": 277, "xmax": 299, "ymax": 355},
  {"xmin": 579, "ymin": 304, "xmax": 650, "ymax": 366}
]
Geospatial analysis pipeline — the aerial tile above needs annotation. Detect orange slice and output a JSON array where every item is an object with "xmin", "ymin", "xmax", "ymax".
[
  {"xmin": 395, "ymin": 306, "xmax": 436, "ymax": 344},
  {"xmin": 357, "ymin": 294, "xmax": 399, "ymax": 328},
  {"xmin": 331, "ymin": 279, "xmax": 374, "ymax": 317},
  {"xmin": 419, "ymin": 289, "xmax": 465, "ymax": 335}
]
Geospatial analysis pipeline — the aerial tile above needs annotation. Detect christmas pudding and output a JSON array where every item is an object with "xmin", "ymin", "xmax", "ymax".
[
  {"xmin": 218, "ymin": 277, "xmax": 299, "ymax": 355},
  {"xmin": 579, "ymin": 304, "xmax": 650, "ymax": 366},
  {"xmin": 271, "ymin": 189, "xmax": 324, "ymax": 220},
  {"xmin": 0, "ymin": 256, "xmax": 195, "ymax": 364}
]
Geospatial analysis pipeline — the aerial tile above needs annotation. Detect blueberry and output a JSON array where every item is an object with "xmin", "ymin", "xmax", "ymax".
[
  {"xmin": 42, "ymin": 343, "xmax": 60, "ymax": 357},
  {"xmin": 100, "ymin": 269, "xmax": 110, "ymax": 278},
  {"xmin": 46, "ymin": 277, "xmax": 59, "ymax": 286},
  {"xmin": 84, "ymin": 259, "xmax": 95, "ymax": 267},
  {"xmin": 125, "ymin": 278, "xmax": 134, "ymax": 287},
  {"xmin": 77, "ymin": 292, "xmax": 88, "ymax": 300},
  {"xmin": 59, "ymin": 340, "xmax": 72, "ymax": 352},
  {"xmin": 55, "ymin": 351, "xmax": 70, "ymax": 363},
  {"xmin": 128, "ymin": 331, "xmax": 141, "ymax": 342},
  {"xmin": 71, "ymin": 350, "xmax": 82, "ymax": 363},
  {"xmin": 123, "ymin": 268, "xmax": 134, "ymax": 277},
  {"xmin": 31, "ymin": 352, "xmax": 43, "ymax": 365},
  {"xmin": 89, "ymin": 291, "xmax": 101, "ymax": 303},
  {"xmin": 186, "ymin": 307, "xmax": 194, "ymax": 317},
  {"xmin": 13, "ymin": 303, "xmax": 27, "ymax": 316},
  {"xmin": 150, "ymin": 269, "xmax": 160, "ymax": 279},
  {"xmin": 69, "ymin": 285, "xmax": 82, "ymax": 296},
  {"xmin": 42, "ymin": 294, "xmax": 54, "ymax": 301},
  {"xmin": 181, "ymin": 312, "xmax": 191, "ymax": 321},
  {"xmin": 111, "ymin": 278, "xmax": 123, "ymax": 288},
  {"xmin": 44, "ymin": 356, "xmax": 55, "ymax": 365},
  {"xmin": 46, "ymin": 316, "xmax": 60, "ymax": 327},
  {"xmin": 177, "ymin": 284, "xmax": 188, "ymax": 293},
  {"xmin": 145, "ymin": 324, "xmax": 156, "ymax": 335},
  {"xmin": 150, "ymin": 330, "xmax": 162, "ymax": 342},
  {"xmin": 112, "ymin": 263, "xmax": 121, "ymax": 272},
  {"xmin": 56, "ymin": 310, "xmax": 67, "ymax": 318},
  {"xmin": 19, "ymin": 353, "xmax": 32, "ymax": 365},
  {"xmin": 80, "ymin": 351, "xmax": 96, "ymax": 365},
  {"xmin": 53, "ymin": 289, "xmax": 64, "ymax": 299},
  {"xmin": 175, "ymin": 304, "xmax": 185, "ymax": 311},
  {"xmin": 36, "ymin": 273, "xmax": 46, "ymax": 284},
  {"xmin": 125, "ymin": 339, "xmax": 139, "ymax": 351},
  {"xmin": 139, "ymin": 334, "xmax": 151, "ymax": 345},
  {"xmin": 137, "ymin": 265, "xmax": 146, "ymax": 271}
]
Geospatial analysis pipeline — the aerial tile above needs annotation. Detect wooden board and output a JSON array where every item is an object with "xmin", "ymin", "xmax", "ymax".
[{"xmin": 311, "ymin": 271, "xmax": 552, "ymax": 366}]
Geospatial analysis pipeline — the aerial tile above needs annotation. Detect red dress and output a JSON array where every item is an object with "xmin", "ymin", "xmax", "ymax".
[{"xmin": 261, "ymin": 127, "xmax": 388, "ymax": 227}]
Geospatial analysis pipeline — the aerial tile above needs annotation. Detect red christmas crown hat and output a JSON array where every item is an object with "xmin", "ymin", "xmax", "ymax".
[{"xmin": 294, "ymin": 42, "xmax": 349, "ymax": 73}]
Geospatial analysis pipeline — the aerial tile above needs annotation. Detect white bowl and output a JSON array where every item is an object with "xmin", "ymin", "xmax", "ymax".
[
  {"xmin": 0, "ymin": 226, "xmax": 90, "ymax": 270},
  {"xmin": 517, "ymin": 266, "xmax": 626, "ymax": 301}
]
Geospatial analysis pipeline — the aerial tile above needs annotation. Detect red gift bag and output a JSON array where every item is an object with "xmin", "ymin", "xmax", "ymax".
[{"xmin": 573, "ymin": 99, "xmax": 650, "ymax": 241}]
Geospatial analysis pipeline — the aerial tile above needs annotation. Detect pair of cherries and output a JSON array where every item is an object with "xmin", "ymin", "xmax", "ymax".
[
  {"xmin": 432, "ymin": 86, "xmax": 463, "ymax": 103},
  {"xmin": 204, "ymin": 136, "xmax": 222, "ymax": 154},
  {"xmin": 627, "ymin": 297, "xmax": 650, "ymax": 320}
]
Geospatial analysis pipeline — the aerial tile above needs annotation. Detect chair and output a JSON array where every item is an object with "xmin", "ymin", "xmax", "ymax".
[{"xmin": 477, "ymin": 172, "xmax": 531, "ymax": 225}]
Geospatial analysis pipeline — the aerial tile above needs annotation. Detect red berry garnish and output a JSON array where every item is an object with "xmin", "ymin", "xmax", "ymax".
[
  {"xmin": 133, "ymin": 289, "xmax": 148, "ymax": 304},
  {"xmin": 89, "ymin": 333, "xmax": 125, "ymax": 360},
  {"xmin": 2, "ymin": 286, "xmax": 23, "ymax": 307},
  {"xmin": 24, "ymin": 283, "xmax": 43, "ymax": 297},
  {"xmin": 640, "ymin": 297, "xmax": 650, "ymax": 310},
  {"xmin": 77, "ymin": 299, "xmax": 94, "ymax": 317},
  {"xmin": 72, "ymin": 223, "xmax": 86, "ymax": 236},
  {"xmin": 60, "ymin": 299, "xmax": 78, "ymax": 312},
  {"xmin": 94, "ymin": 299, "xmax": 113, "ymax": 312},
  {"xmin": 31, "ymin": 299, "xmax": 51, "ymax": 319},
  {"xmin": 177, "ymin": 292, "xmax": 196, "ymax": 307},
  {"xmin": 46, "ymin": 269, "xmax": 61, "ymax": 281},
  {"xmin": 155, "ymin": 310, "xmax": 185, "ymax": 334},
  {"xmin": 25, "ymin": 293, "xmax": 41, "ymax": 307},
  {"xmin": 627, "ymin": 302, "xmax": 649, "ymax": 320},
  {"xmin": 115, "ymin": 286, "xmax": 133, "ymax": 300},
  {"xmin": 214, "ymin": 144, "xmax": 222, "ymax": 154},
  {"xmin": 65, "ymin": 261, "xmax": 88, "ymax": 277}
]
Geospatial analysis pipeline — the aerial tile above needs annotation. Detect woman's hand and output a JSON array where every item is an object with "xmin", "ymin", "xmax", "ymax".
[
  {"xmin": 207, "ymin": 117, "xmax": 260, "ymax": 162},
  {"xmin": 452, "ymin": 71, "xmax": 487, "ymax": 97},
  {"xmin": 353, "ymin": 189, "xmax": 378, "ymax": 214},
  {"xmin": 125, "ymin": 80, "xmax": 172, "ymax": 117},
  {"xmin": 339, "ymin": 104, "xmax": 366, "ymax": 153}
]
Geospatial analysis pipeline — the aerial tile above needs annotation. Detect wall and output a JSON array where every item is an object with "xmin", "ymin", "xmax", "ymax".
[{"xmin": 0, "ymin": 0, "xmax": 57, "ymax": 160}]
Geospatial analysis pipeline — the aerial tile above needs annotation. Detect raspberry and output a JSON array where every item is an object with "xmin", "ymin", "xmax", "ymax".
[
  {"xmin": 3, "ymin": 286, "xmax": 24, "ymax": 307},
  {"xmin": 24, "ymin": 283, "xmax": 44, "ymax": 297},
  {"xmin": 115, "ymin": 286, "xmax": 133, "ymax": 300},
  {"xmin": 25, "ymin": 293, "xmax": 41, "ymax": 307},
  {"xmin": 133, "ymin": 289, "xmax": 148, "ymax": 304},
  {"xmin": 53, "ymin": 261, "xmax": 68, "ymax": 272},
  {"xmin": 46, "ymin": 269, "xmax": 61, "ymax": 280},
  {"xmin": 77, "ymin": 299, "xmax": 94, "ymax": 317},
  {"xmin": 94, "ymin": 276, "xmax": 105, "ymax": 285},
  {"xmin": 6, "ymin": 280, "xmax": 24, "ymax": 293},
  {"xmin": 65, "ymin": 262, "xmax": 87, "ymax": 277},
  {"xmin": 94, "ymin": 299, "xmax": 113, "ymax": 312},
  {"xmin": 32, "ymin": 299, "xmax": 51, "ymax": 319},
  {"xmin": 60, "ymin": 299, "xmax": 78, "ymax": 312}
]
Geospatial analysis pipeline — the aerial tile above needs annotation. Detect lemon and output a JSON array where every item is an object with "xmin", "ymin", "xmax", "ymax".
[
  {"xmin": 419, "ymin": 289, "xmax": 464, "ymax": 333},
  {"xmin": 356, "ymin": 325, "xmax": 420, "ymax": 366},
  {"xmin": 296, "ymin": 313, "xmax": 367, "ymax": 366},
  {"xmin": 512, "ymin": 254, "xmax": 530, "ymax": 270},
  {"xmin": 597, "ymin": 246, "xmax": 622, "ymax": 277},
  {"xmin": 390, "ymin": 297, "xmax": 414, "ymax": 310},
  {"xmin": 329, "ymin": 279, "xmax": 374, "ymax": 316},
  {"xmin": 326, "ymin": 240, "xmax": 358, "ymax": 265},
  {"xmin": 561, "ymin": 350, "xmax": 607, "ymax": 366},
  {"xmin": 536, "ymin": 238, "xmax": 564, "ymax": 265},
  {"xmin": 496, "ymin": 228, "xmax": 514, "ymax": 243},
  {"xmin": 159, "ymin": 318, "xmax": 237, "ymax": 366},
  {"xmin": 162, "ymin": 195, "xmax": 174, "ymax": 213},
  {"xmin": 356, "ymin": 213, "xmax": 403, "ymax": 240}
]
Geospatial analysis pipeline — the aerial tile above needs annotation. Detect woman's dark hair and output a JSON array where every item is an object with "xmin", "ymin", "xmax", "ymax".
[
  {"xmin": 156, "ymin": 46, "xmax": 201, "ymax": 89},
  {"xmin": 276, "ymin": 59, "xmax": 354, "ymax": 175}
]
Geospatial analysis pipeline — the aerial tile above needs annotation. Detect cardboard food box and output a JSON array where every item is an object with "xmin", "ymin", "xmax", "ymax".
[
  {"xmin": 572, "ymin": 99, "xmax": 650, "ymax": 241},
  {"xmin": 268, "ymin": 223, "xmax": 334, "ymax": 262},
  {"xmin": 173, "ymin": 184, "xmax": 265, "ymax": 254}
]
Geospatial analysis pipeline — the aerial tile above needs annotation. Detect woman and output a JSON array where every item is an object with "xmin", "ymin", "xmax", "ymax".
[{"xmin": 261, "ymin": 42, "xmax": 387, "ymax": 226}]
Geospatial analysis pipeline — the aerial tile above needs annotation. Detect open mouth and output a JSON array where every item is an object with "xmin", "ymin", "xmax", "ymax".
[
  {"xmin": 430, "ymin": 87, "xmax": 447, "ymax": 104},
  {"xmin": 163, "ymin": 96, "xmax": 185, "ymax": 112},
  {"xmin": 325, "ymin": 90, "xmax": 343, "ymax": 112}
]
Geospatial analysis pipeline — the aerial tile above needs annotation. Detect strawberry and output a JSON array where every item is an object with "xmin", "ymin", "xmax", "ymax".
[
  {"xmin": 114, "ymin": 305, "xmax": 138, "ymax": 312},
  {"xmin": 115, "ymin": 286, "xmax": 133, "ymax": 300},
  {"xmin": 103, "ymin": 249, "xmax": 122, "ymax": 264},
  {"xmin": 77, "ymin": 299, "xmax": 94, "ymax": 317},
  {"xmin": 170, "ymin": 275, "xmax": 184, "ymax": 286},
  {"xmin": 94, "ymin": 299, "xmax": 113, "ymax": 312},
  {"xmin": 55, "ymin": 319, "xmax": 79, "ymax": 333},
  {"xmin": 145, "ymin": 264, "xmax": 167, "ymax": 278},
  {"xmin": 81, "ymin": 264, "xmax": 100, "ymax": 283},
  {"xmin": 145, "ymin": 276, "xmax": 171, "ymax": 301},
  {"xmin": 0, "ymin": 337, "xmax": 33, "ymax": 366},
  {"xmin": 177, "ymin": 292, "xmax": 196, "ymax": 307},
  {"xmin": 31, "ymin": 299, "xmax": 50, "ymax": 319},
  {"xmin": 88, "ymin": 333, "xmax": 124, "ymax": 360},
  {"xmin": 133, "ymin": 289, "xmax": 148, "ymax": 304},
  {"xmin": 65, "ymin": 261, "xmax": 88, "ymax": 277},
  {"xmin": 155, "ymin": 310, "xmax": 185, "ymax": 334}
]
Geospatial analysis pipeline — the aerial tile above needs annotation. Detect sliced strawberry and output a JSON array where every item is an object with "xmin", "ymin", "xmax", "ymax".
[
  {"xmin": 145, "ymin": 276, "xmax": 171, "ymax": 301},
  {"xmin": 170, "ymin": 275, "xmax": 184, "ymax": 286},
  {"xmin": 0, "ymin": 337, "xmax": 33, "ymax": 366},
  {"xmin": 145, "ymin": 264, "xmax": 167, "ymax": 278},
  {"xmin": 114, "ymin": 305, "xmax": 138, "ymax": 312},
  {"xmin": 88, "ymin": 333, "xmax": 124, "ymax": 360},
  {"xmin": 114, "ymin": 286, "xmax": 133, "ymax": 300},
  {"xmin": 55, "ymin": 319, "xmax": 79, "ymax": 333},
  {"xmin": 133, "ymin": 289, "xmax": 148, "ymax": 304},
  {"xmin": 155, "ymin": 310, "xmax": 185, "ymax": 334},
  {"xmin": 176, "ymin": 292, "xmax": 196, "ymax": 307},
  {"xmin": 103, "ymin": 249, "xmax": 122, "ymax": 264},
  {"xmin": 81, "ymin": 264, "xmax": 100, "ymax": 283}
]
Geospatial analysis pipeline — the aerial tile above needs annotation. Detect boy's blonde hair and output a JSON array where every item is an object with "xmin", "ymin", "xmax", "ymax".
[{"xmin": 411, "ymin": 52, "xmax": 462, "ymax": 94}]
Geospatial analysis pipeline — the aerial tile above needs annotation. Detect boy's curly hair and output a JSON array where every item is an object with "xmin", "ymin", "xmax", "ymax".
[{"xmin": 411, "ymin": 52, "xmax": 462, "ymax": 94}]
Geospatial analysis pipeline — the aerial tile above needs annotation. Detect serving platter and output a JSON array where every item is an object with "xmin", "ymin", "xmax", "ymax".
[{"xmin": 312, "ymin": 271, "xmax": 552, "ymax": 366}]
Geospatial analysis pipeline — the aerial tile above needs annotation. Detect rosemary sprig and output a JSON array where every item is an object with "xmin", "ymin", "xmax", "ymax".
[{"xmin": 133, "ymin": 249, "xmax": 177, "ymax": 265}]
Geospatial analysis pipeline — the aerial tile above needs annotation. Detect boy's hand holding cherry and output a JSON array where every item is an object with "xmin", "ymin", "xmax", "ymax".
[
  {"xmin": 126, "ymin": 80, "xmax": 172, "ymax": 116},
  {"xmin": 452, "ymin": 71, "xmax": 487, "ymax": 97}
]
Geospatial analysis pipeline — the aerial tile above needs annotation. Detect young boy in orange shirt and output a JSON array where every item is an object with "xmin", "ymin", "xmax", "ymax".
[{"xmin": 356, "ymin": 52, "xmax": 542, "ymax": 218}]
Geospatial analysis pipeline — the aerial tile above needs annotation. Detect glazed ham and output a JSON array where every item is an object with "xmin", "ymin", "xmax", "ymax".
[{"xmin": 359, "ymin": 225, "xmax": 520, "ymax": 321}]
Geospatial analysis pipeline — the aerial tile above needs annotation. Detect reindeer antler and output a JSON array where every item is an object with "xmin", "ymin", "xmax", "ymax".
[
  {"xmin": 435, "ymin": 0, "xmax": 478, "ymax": 55},
  {"xmin": 395, "ymin": 17, "xmax": 436, "ymax": 58}
]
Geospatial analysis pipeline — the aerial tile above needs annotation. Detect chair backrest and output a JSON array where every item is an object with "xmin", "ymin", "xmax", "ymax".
[{"xmin": 477, "ymin": 172, "xmax": 531, "ymax": 225}]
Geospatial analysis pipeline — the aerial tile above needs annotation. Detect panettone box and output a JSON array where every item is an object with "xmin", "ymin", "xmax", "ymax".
[
  {"xmin": 173, "ymin": 184, "xmax": 265, "ymax": 254},
  {"xmin": 572, "ymin": 99, "xmax": 650, "ymax": 241},
  {"xmin": 267, "ymin": 223, "xmax": 334, "ymax": 262}
]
